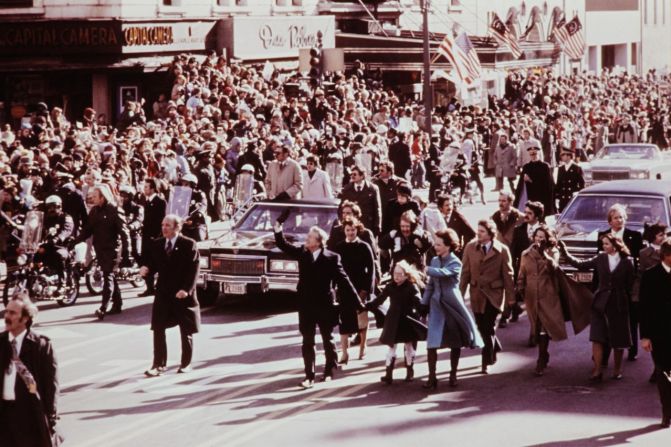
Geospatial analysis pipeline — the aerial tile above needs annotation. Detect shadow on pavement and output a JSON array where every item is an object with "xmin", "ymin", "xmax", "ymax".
[{"xmin": 523, "ymin": 424, "xmax": 662, "ymax": 447}]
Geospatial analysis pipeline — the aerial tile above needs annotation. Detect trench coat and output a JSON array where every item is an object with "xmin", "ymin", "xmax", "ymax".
[
  {"xmin": 518, "ymin": 247, "xmax": 567, "ymax": 340},
  {"xmin": 640, "ymin": 263, "xmax": 671, "ymax": 371},
  {"xmin": 422, "ymin": 253, "xmax": 484, "ymax": 350},
  {"xmin": 459, "ymin": 239, "xmax": 516, "ymax": 314},
  {"xmin": 143, "ymin": 235, "xmax": 201, "ymax": 334},
  {"xmin": 369, "ymin": 281, "xmax": 425, "ymax": 346},
  {"xmin": 493, "ymin": 143, "xmax": 518, "ymax": 178}
]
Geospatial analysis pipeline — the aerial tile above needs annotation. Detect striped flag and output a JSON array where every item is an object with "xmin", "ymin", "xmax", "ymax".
[
  {"xmin": 438, "ymin": 31, "xmax": 482, "ymax": 85},
  {"xmin": 489, "ymin": 13, "xmax": 522, "ymax": 59},
  {"xmin": 555, "ymin": 16, "xmax": 585, "ymax": 60}
]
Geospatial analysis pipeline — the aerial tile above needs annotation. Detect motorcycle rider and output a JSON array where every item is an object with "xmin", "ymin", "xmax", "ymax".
[
  {"xmin": 39, "ymin": 195, "xmax": 75, "ymax": 290},
  {"xmin": 180, "ymin": 174, "xmax": 208, "ymax": 242},
  {"xmin": 119, "ymin": 185, "xmax": 143, "ymax": 263}
]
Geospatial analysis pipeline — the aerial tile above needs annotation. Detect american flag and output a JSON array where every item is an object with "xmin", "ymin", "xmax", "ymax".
[
  {"xmin": 489, "ymin": 13, "xmax": 522, "ymax": 59},
  {"xmin": 555, "ymin": 16, "xmax": 585, "ymax": 60},
  {"xmin": 438, "ymin": 31, "xmax": 482, "ymax": 85}
]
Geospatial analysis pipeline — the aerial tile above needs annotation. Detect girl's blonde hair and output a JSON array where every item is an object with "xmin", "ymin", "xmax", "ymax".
[{"xmin": 394, "ymin": 260, "xmax": 425, "ymax": 288}]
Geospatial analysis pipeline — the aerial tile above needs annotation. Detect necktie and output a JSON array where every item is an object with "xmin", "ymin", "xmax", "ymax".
[
  {"xmin": 10, "ymin": 339, "xmax": 38, "ymax": 396},
  {"xmin": 166, "ymin": 240, "xmax": 173, "ymax": 254}
]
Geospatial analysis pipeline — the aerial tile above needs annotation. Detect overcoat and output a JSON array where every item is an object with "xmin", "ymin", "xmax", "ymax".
[
  {"xmin": 370, "ymin": 281, "xmax": 424, "ymax": 345},
  {"xmin": 459, "ymin": 239, "xmax": 515, "ymax": 314},
  {"xmin": 144, "ymin": 235, "xmax": 201, "ymax": 334},
  {"xmin": 422, "ymin": 253, "xmax": 484, "ymax": 350},
  {"xmin": 640, "ymin": 263, "xmax": 671, "ymax": 371}
]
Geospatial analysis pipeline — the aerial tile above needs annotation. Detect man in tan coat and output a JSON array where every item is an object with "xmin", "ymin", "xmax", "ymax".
[
  {"xmin": 460, "ymin": 219, "xmax": 515, "ymax": 374},
  {"xmin": 265, "ymin": 145, "xmax": 303, "ymax": 200}
]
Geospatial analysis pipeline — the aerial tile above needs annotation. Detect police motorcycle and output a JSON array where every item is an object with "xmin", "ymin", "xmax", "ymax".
[
  {"xmin": 438, "ymin": 144, "xmax": 477, "ymax": 205},
  {"xmin": 84, "ymin": 186, "xmax": 146, "ymax": 295},
  {"xmin": 2, "ymin": 205, "xmax": 81, "ymax": 306},
  {"xmin": 170, "ymin": 177, "xmax": 209, "ymax": 241}
]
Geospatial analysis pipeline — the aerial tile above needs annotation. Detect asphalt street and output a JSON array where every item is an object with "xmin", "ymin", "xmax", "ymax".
[{"xmin": 13, "ymin": 178, "xmax": 671, "ymax": 447}]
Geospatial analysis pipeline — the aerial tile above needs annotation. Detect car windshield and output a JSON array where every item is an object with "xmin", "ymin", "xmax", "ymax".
[
  {"xmin": 236, "ymin": 204, "xmax": 338, "ymax": 234},
  {"xmin": 595, "ymin": 146, "xmax": 658, "ymax": 160},
  {"xmin": 558, "ymin": 195, "xmax": 668, "ymax": 234}
]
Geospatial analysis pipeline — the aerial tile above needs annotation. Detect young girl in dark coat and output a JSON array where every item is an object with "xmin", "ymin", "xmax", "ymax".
[{"xmin": 367, "ymin": 260, "xmax": 424, "ymax": 384}]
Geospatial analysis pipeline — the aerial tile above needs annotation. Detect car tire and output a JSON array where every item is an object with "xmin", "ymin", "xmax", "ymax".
[{"xmin": 197, "ymin": 284, "xmax": 219, "ymax": 307}]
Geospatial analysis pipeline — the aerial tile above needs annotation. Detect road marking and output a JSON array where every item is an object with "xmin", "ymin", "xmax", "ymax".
[{"xmin": 78, "ymin": 369, "xmax": 300, "ymax": 447}]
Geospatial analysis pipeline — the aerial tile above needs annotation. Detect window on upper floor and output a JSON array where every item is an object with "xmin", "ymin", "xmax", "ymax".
[
  {"xmin": 0, "ymin": 0, "xmax": 33, "ymax": 7},
  {"xmin": 449, "ymin": 0, "xmax": 462, "ymax": 11}
]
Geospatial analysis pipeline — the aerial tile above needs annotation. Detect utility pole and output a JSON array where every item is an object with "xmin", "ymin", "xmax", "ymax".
[{"xmin": 421, "ymin": 0, "xmax": 433, "ymax": 139}]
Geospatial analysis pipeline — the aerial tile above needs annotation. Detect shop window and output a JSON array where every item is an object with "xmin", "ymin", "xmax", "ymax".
[
  {"xmin": 276, "ymin": 0, "xmax": 290, "ymax": 6},
  {"xmin": 0, "ymin": 0, "xmax": 33, "ymax": 7},
  {"xmin": 448, "ymin": 0, "xmax": 462, "ymax": 12}
]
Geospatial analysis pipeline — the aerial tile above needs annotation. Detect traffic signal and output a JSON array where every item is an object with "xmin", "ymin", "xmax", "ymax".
[{"xmin": 309, "ymin": 46, "xmax": 322, "ymax": 82}]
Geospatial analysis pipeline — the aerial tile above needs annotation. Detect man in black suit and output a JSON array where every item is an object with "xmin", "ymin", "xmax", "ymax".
[
  {"xmin": 555, "ymin": 147, "xmax": 585, "ymax": 212},
  {"xmin": 340, "ymin": 165, "xmax": 382, "ymax": 236},
  {"xmin": 274, "ymin": 219, "xmax": 364, "ymax": 389},
  {"xmin": 140, "ymin": 214, "xmax": 201, "ymax": 377},
  {"xmin": 139, "ymin": 178, "xmax": 167, "ymax": 297},
  {"xmin": 640, "ymin": 239, "xmax": 671, "ymax": 428},
  {"xmin": 0, "ymin": 294, "xmax": 59, "ymax": 446},
  {"xmin": 597, "ymin": 203, "xmax": 643, "ymax": 362},
  {"xmin": 502, "ymin": 201, "xmax": 544, "ymax": 329},
  {"xmin": 388, "ymin": 130, "xmax": 411, "ymax": 179}
]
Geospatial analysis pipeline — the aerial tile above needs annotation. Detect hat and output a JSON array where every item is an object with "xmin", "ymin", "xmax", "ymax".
[
  {"xmin": 526, "ymin": 142, "xmax": 541, "ymax": 151},
  {"xmin": 397, "ymin": 183, "xmax": 412, "ymax": 197},
  {"xmin": 560, "ymin": 146, "xmax": 575, "ymax": 155}
]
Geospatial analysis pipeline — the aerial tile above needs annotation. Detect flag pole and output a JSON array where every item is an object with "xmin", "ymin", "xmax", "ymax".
[{"xmin": 422, "ymin": 0, "xmax": 433, "ymax": 139}]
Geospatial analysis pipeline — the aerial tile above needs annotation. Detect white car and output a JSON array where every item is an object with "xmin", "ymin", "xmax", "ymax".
[{"xmin": 581, "ymin": 143, "xmax": 671, "ymax": 185}]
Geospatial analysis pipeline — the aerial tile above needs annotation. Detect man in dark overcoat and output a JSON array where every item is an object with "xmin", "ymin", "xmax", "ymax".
[
  {"xmin": 340, "ymin": 165, "xmax": 382, "ymax": 236},
  {"xmin": 0, "ymin": 294, "xmax": 59, "ymax": 446},
  {"xmin": 515, "ymin": 142, "xmax": 555, "ymax": 215},
  {"xmin": 139, "ymin": 178, "xmax": 167, "ymax": 297},
  {"xmin": 639, "ymin": 239, "xmax": 671, "ymax": 429},
  {"xmin": 274, "ymin": 219, "xmax": 364, "ymax": 389},
  {"xmin": 140, "ymin": 214, "xmax": 201, "ymax": 377}
]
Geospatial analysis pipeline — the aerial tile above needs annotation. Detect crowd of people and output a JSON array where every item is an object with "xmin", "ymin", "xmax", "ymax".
[{"xmin": 2, "ymin": 52, "xmax": 671, "ymax": 444}]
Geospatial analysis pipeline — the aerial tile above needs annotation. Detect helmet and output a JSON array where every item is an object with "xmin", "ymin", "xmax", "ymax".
[
  {"xmin": 182, "ymin": 173, "xmax": 198, "ymax": 185},
  {"xmin": 45, "ymin": 195, "xmax": 62, "ymax": 206},
  {"xmin": 240, "ymin": 164, "xmax": 255, "ymax": 174}
]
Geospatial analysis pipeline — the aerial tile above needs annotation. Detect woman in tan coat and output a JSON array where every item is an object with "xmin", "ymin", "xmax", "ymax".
[{"xmin": 517, "ymin": 225, "xmax": 565, "ymax": 376}]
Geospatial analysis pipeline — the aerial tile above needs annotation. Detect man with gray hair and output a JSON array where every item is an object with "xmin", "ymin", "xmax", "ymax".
[
  {"xmin": 0, "ymin": 293, "xmax": 60, "ymax": 445},
  {"xmin": 274, "ymin": 215, "xmax": 364, "ymax": 389},
  {"xmin": 140, "ymin": 214, "xmax": 201, "ymax": 377}
]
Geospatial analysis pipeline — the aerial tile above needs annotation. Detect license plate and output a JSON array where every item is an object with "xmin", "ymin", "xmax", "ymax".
[
  {"xmin": 574, "ymin": 272, "xmax": 593, "ymax": 283},
  {"xmin": 223, "ymin": 282, "xmax": 246, "ymax": 295}
]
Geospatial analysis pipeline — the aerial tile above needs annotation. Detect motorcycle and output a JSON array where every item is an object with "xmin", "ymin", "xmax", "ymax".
[
  {"xmin": 84, "ymin": 258, "xmax": 145, "ymax": 295},
  {"xmin": 3, "ymin": 243, "xmax": 81, "ymax": 307}
]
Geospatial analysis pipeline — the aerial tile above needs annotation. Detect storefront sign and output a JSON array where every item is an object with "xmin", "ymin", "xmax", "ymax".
[
  {"xmin": 121, "ymin": 21, "xmax": 215, "ymax": 54},
  {"xmin": 0, "ymin": 20, "xmax": 216, "ymax": 57},
  {"xmin": 219, "ymin": 16, "xmax": 335, "ymax": 61},
  {"xmin": 0, "ymin": 21, "xmax": 122, "ymax": 56}
]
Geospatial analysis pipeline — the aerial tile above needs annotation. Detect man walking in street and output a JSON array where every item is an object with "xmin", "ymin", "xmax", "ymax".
[
  {"xmin": 274, "ymin": 216, "xmax": 364, "ymax": 389},
  {"xmin": 341, "ymin": 166, "xmax": 382, "ymax": 236},
  {"xmin": 140, "ymin": 214, "xmax": 201, "ymax": 377},
  {"xmin": 0, "ymin": 294, "xmax": 60, "ymax": 446},
  {"xmin": 640, "ymin": 238, "xmax": 671, "ymax": 429},
  {"xmin": 460, "ymin": 219, "xmax": 515, "ymax": 374},
  {"xmin": 139, "ymin": 178, "xmax": 166, "ymax": 297},
  {"xmin": 265, "ymin": 145, "xmax": 303, "ymax": 201}
]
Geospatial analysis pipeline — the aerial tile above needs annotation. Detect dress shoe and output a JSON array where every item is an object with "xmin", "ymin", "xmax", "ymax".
[
  {"xmin": 299, "ymin": 378, "xmax": 314, "ymax": 389},
  {"xmin": 358, "ymin": 346, "xmax": 367, "ymax": 360},
  {"xmin": 138, "ymin": 289, "xmax": 155, "ymax": 297},
  {"xmin": 321, "ymin": 372, "xmax": 334, "ymax": 382},
  {"xmin": 177, "ymin": 365, "xmax": 193, "ymax": 374},
  {"xmin": 404, "ymin": 365, "xmax": 414, "ymax": 382},
  {"xmin": 94, "ymin": 308, "xmax": 106, "ymax": 320},
  {"xmin": 108, "ymin": 306, "xmax": 122, "ymax": 315},
  {"xmin": 480, "ymin": 365, "xmax": 489, "ymax": 375},
  {"xmin": 338, "ymin": 353, "xmax": 349, "ymax": 366},
  {"xmin": 144, "ymin": 366, "xmax": 166, "ymax": 377},
  {"xmin": 611, "ymin": 373, "xmax": 623, "ymax": 380},
  {"xmin": 661, "ymin": 416, "xmax": 670, "ymax": 429},
  {"xmin": 627, "ymin": 353, "xmax": 638, "ymax": 362}
]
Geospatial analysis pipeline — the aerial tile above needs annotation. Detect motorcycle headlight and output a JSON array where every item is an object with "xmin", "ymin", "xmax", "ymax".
[
  {"xmin": 199, "ymin": 255, "xmax": 209, "ymax": 270},
  {"xmin": 16, "ymin": 254, "xmax": 27, "ymax": 266},
  {"xmin": 270, "ymin": 259, "xmax": 299, "ymax": 273},
  {"xmin": 630, "ymin": 171, "xmax": 649, "ymax": 179}
]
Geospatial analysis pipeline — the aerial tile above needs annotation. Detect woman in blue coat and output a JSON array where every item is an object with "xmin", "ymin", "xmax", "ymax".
[{"xmin": 421, "ymin": 229, "xmax": 483, "ymax": 389}]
